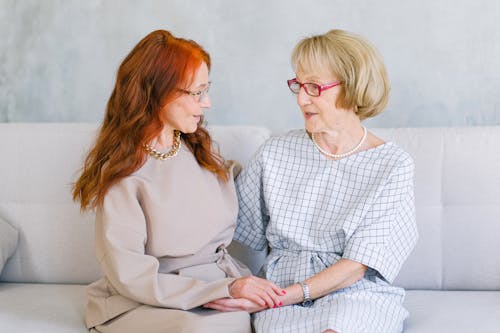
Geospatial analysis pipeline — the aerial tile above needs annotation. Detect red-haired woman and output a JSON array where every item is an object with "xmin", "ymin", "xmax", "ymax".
[{"xmin": 73, "ymin": 30, "xmax": 283, "ymax": 333}]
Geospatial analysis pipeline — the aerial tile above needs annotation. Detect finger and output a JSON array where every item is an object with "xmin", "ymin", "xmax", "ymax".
[
  {"xmin": 205, "ymin": 299, "xmax": 250, "ymax": 312},
  {"xmin": 264, "ymin": 288, "xmax": 282, "ymax": 307},
  {"xmin": 245, "ymin": 293, "xmax": 266, "ymax": 307},
  {"xmin": 253, "ymin": 278, "xmax": 283, "ymax": 297},
  {"xmin": 203, "ymin": 303, "xmax": 237, "ymax": 312},
  {"xmin": 246, "ymin": 281, "xmax": 279, "ymax": 307},
  {"xmin": 270, "ymin": 283, "xmax": 286, "ymax": 296},
  {"xmin": 254, "ymin": 284, "xmax": 281, "ymax": 307},
  {"xmin": 212, "ymin": 298, "xmax": 252, "ymax": 308},
  {"xmin": 213, "ymin": 298, "xmax": 242, "ymax": 307},
  {"xmin": 258, "ymin": 290, "xmax": 275, "ymax": 308},
  {"xmin": 232, "ymin": 278, "xmax": 279, "ymax": 307},
  {"xmin": 259, "ymin": 279, "xmax": 285, "ymax": 296}
]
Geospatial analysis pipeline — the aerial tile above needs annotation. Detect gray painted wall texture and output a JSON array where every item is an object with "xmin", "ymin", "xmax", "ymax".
[{"xmin": 1, "ymin": 0, "xmax": 499, "ymax": 130}]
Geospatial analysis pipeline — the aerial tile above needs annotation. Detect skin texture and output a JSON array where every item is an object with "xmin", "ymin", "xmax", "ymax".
[
  {"xmin": 156, "ymin": 62, "xmax": 284, "ymax": 308},
  {"xmin": 155, "ymin": 63, "xmax": 212, "ymax": 149},
  {"xmin": 204, "ymin": 68, "xmax": 373, "ymax": 313}
]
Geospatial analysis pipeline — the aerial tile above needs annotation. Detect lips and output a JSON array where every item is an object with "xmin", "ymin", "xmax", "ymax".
[{"xmin": 303, "ymin": 112, "xmax": 318, "ymax": 119}]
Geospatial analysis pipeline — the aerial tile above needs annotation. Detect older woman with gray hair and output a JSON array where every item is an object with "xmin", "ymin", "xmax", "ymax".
[{"xmin": 204, "ymin": 29, "xmax": 418, "ymax": 333}]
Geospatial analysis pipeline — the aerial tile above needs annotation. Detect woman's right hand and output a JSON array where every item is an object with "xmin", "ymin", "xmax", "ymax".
[
  {"xmin": 229, "ymin": 276, "xmax": 285, "ymax": 308},
  {"xmin": 204, "ymin": 297, "xmax": 266, "ymax": 313}
]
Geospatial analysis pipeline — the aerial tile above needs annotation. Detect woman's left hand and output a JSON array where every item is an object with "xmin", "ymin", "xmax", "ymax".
[{"xmin": 203, "ymin": 298, "xmax": 266, "ymax": 313}]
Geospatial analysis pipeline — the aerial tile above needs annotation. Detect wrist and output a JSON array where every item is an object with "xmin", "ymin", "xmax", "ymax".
[
  {"xmin": 282, "ymin": 283, "xmax": 305, "ymax": 306},
  {"xmin": 298, "ymin": 281, "xmax": 313, "ymax": 307},
  {"xmin": 227, "ymin": 279, "xmax": 236, "ymax": 298}
]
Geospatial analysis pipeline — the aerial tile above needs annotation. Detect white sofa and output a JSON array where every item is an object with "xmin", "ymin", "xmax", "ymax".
[{"xmin": 1, "ymin": 123, "xmax": 499, "ymax": 333}]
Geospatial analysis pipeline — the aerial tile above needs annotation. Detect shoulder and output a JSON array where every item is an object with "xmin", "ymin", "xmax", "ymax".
[
  {"xmin": 386, "ymin": 143, "xmax": 414, "ymax": 171},
  {"xmin": 374, "ymin": 143, "xmax": 414, "ymax": 183},
  {"xmin": 106, "ymin": 158, "xmax": 155, "ymax": 197},
  {"xmin": 257, "ymin": 129, "xmax": 308, "ymax": 156},
  {"xmin": 372, "ymin": 142, "xmax": 414, "ymax": 169},
  {"xmin": 356, "ymin": 143, "xmax": 414, "ymax": 185},
  {"xmin": 240, "ymin": 129, "xmax": 307, "ymax": 174}
]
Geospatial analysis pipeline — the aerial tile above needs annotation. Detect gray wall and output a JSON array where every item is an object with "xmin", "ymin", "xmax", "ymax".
[{"xmin": 1, "ymin": 0, "xmax": 499, "ymax": 130}]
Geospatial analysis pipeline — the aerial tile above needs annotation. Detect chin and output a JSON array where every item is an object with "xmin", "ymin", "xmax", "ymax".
[
  {"xmin": 182, "ymin": 128, "xmax": 197, "ymax": 134},
  {"xmin": 304, "ymin": 122, "xmax": 318, "ymax": 134},
  {"xmin": 182, "ymin": 124, "xmax": 199, "ymax": 134}
]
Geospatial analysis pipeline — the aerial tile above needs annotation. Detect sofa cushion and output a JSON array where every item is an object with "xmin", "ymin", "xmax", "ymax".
[
  {"xmin": 2, "ymin": 284, "xmax": 499, "ymax": 333},
  {"xmin": 0, "ymin": 123, "xmax": 272, "ymax": 284},
  {"xmin": 0, "ymin": 217, "xmax": 18, "ymax": 275},
  {"xmin": 374, "ymin": 127, "xmax": 500, "ymax": 290},
  {"xmin": 404, "ymin": 290, "xmax": 500, "ymax": 333},
  {"xmin": 0, "ymin": 283, "xmax": 88, "ymax": 333}
]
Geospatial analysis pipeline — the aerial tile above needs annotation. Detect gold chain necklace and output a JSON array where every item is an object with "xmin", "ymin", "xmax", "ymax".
[{"xmin": 143, "ymin": 130, "xmax": 182, "ymax": 160}]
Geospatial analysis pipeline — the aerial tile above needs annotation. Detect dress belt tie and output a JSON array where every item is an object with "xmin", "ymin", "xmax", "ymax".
[{"xmin": 157, "ymin": 244, "xmax": 250, "ymax": 278}]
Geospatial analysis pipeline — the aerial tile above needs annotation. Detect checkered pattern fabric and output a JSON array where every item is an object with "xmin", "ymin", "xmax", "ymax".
[{"xmin": 234, "ymin": 129, "xmax": 418, "ymax": 333}]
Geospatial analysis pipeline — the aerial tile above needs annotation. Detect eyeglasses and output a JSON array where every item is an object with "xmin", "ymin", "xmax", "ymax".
[
  {"xmin": 287, "ymin": 78, "xmax": 342, "ymax": 97},
  {"xmin": 179, "ymin": 82, "xmax": 211, "ymax": 102}
]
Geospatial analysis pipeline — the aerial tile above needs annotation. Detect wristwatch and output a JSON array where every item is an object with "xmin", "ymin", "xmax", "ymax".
[{"xmin": 298, "ymin": 281, "xmax": 313, "ymax": 307}]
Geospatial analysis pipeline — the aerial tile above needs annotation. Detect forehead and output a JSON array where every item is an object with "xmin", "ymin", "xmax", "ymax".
[
  {"xmin": 186, "ymin": 62, "xmax": 210, "ymax": 88},
  {"xmin": 296, "ymin": 63, "xmax": 336, "ymax": 82}
]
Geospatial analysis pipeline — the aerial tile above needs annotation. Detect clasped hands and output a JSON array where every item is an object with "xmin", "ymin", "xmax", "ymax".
[{"xmin": 203, "ymin": 276, "xmax": 287, "ymax": 313}]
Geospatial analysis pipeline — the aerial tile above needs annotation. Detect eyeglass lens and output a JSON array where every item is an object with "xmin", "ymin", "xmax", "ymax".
[{"xmin": 288, "ymin": 80, "xmax": 320, "ymax": 97}]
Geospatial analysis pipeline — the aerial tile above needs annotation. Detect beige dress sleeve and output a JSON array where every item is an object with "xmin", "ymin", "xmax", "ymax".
[
  {"xmin": 86, "ymin": 145, "xmax": 249, "ymax": 329},
  {"xmin": 95, "ymin": 180, "xmax": 234, "ymax": 310}
]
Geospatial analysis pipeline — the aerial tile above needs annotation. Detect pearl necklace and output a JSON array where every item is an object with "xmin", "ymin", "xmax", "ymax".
[
  {"xmin": 143, "ymin": 130, "xmax": 182, "ymax": 160},
  {"xmin": 311, "ymin": 126, "xmax": 367, "ymax": 159}
]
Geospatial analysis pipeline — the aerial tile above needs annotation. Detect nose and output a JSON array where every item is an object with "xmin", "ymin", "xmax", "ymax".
[
  {"xmin": 200, "ymin": 94, "xmax": 211, "ymax": 108},
  {"xmin": 296, "ymin": 86, "xmax": 311, "ymax": 106}
]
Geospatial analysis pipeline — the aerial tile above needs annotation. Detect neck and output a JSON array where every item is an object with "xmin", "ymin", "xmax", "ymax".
[
  {"xmin": 155, "ymin": 127, "xmax": 176, "ymax": 150},
  {"xmin": 316, "ymin": 121, "xmax": 365, "ymax": 155}
]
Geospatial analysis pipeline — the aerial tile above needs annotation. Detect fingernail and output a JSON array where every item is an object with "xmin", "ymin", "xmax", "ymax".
[
  {"xmin": 279, "ymin": 301, "xmax": 283, "ymax": 306},
  {"xmin": 273, "ymin": 305, "xmax": 276, "ymax": 308},
  {"xmin": 282, "ymin": 290, "xmax": 287, "ymax": 295}
]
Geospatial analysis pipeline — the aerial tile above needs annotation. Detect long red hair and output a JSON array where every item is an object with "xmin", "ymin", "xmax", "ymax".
[{"xmin": 73, "ymin": 30, "xmax": 228, "ymax": 211}]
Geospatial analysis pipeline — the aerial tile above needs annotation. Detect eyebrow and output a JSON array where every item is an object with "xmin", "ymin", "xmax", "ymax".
[
  {"xmin": 190, "ymin": 81, "xmax": 211, "ymax": 90},
  {"xmin": 296, "ymin": 75, "xmax": 323, "ymax": 83}
]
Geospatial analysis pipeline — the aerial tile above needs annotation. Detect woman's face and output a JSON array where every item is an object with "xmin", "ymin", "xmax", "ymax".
[
  {"xmin": 162, "ymin": 62, "xmax": 211, "ymax": 134},
  {"xmin": 295, "ymin": 67, "xmax": 351, "ymax": 134}
]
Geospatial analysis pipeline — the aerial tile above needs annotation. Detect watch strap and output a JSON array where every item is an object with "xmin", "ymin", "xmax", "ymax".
[{"xmin": 298, "ymin": 281, "xmax": 312, "ymax": 306}]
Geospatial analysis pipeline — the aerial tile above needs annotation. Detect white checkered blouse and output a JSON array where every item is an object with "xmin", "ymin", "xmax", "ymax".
[{"xmin": 234, "ymin": 129, "xmax": 418, "ymax": 333}]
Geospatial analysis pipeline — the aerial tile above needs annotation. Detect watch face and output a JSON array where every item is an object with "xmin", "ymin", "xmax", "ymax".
[{"xmin": 302, "ymin": 300, "xmax": 313, "ymax": 307}]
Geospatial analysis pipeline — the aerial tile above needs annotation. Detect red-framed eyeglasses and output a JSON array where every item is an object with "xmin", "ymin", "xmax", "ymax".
[{"xmin": 287, "ymin": 78, "xmax": 342, "ymax": 97}]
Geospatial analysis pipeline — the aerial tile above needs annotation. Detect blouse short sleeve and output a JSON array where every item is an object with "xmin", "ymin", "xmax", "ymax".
[
  {"xmin": 342, "ymin": 156, "xmax": 418, "ymax": 283},
  {"xmin": 233, "ymin": 148, "xmax": 269, "ymax": 251}
]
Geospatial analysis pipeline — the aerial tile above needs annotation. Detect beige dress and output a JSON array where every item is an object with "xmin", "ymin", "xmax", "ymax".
[{"xmin": 85, "ymin": 143, "xmax": 251, "ymax": 333}]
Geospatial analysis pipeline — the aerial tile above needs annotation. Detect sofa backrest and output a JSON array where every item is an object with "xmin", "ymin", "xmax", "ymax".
[
  {"xmin": 0, "ymin": 123, "xmax": 271, "ymax": 284},
  {"xmin": 376, "ymin": 127, "xmax": 500, "ymax": 290},
  {"xmin": 1, "ymin": 124, "xmax": 499, "ymax": 291},
  {"xmin": 230, "ymin": 127, "xmax": 500, "ymax": 291}
]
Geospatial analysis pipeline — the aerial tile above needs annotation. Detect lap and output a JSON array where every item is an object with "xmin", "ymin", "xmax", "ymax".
[
  {"xmin": 92, "ymin": 305, "xmax": 251, "ymax": 333},
  {"xmin": 253, "ymin": 294, "xmax": 406, "ymax": 333}
]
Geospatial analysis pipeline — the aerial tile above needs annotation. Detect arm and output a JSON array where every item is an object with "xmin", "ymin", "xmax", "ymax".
[
  {"xmin": 284, "ymin": 156, "xmax": 418, "ymax": 305},
  {"xmin": 206, "ymin": 259, "xmax": 365, "ymax": 311},
  {"xmin": 280, "ymin": 259, "xmax": 367, "ymax": 306},
  {"xmin": 232, "ymin": 147, "xmax": 270, "ymax": 251},
  {"xmin": 97, "ymin": 178, "xmax": 282, "ymax": 310},
  {"xmin": 96, "ymin": 180, "xmax": 234, "ymax": 310},
  {"xmin": 208, "ymin": 156, "xmax": 418, "ymax": 311}
]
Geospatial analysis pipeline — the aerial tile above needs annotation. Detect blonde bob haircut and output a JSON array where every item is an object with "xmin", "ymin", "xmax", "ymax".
[{"xmin": 291, "ymin": 29, "xmax": 390, "ymax": 120}]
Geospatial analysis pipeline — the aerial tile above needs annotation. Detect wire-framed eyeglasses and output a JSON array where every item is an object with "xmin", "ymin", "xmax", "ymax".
[
  {"xmin": 179, "ymin": 82, "xmax": 211, "ymax": 102},
  {"xmin": 287, "ymin": 78, "xmax": 342, "ymax": 97}
]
